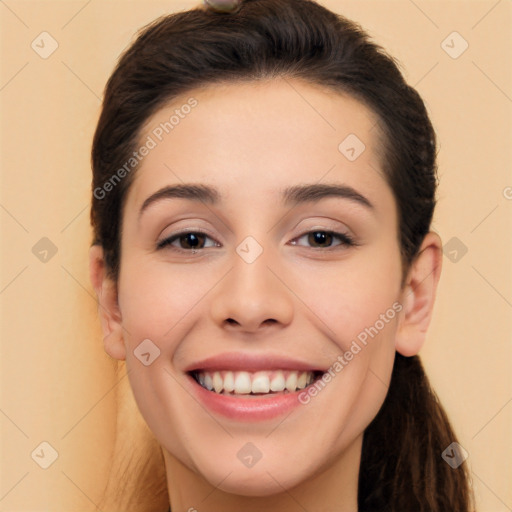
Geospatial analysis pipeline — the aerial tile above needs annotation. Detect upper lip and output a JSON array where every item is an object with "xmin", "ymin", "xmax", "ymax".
[{"xmin": 184, "ymin": 353, "xmax": 327, "ymax": 373}]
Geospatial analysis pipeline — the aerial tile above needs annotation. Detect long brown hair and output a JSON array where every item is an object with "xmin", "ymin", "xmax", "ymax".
[{"xmin": 90, "ymin": 1, "xmax": 474, "ymax": 509}]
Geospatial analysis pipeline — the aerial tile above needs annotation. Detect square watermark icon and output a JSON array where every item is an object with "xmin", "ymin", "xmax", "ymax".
[
  {"xmin": 338, "ymin": 134, "xmax": 366, "ymax": 161},
  {"xmin": 442, "ymin": 442, "xmax": 468, "ymax": 469},
  {"xmin": 31, "ymin": 32, "xmax": 59, "ymax": 59},
  {"xmin": 441, "ymin": 31, "xmax": 468, "ymax": 59},
  {"xmin": 134, "ymin": 338, "xmax": 161, "ymax": 366},
  {"xmin": 443, "ymin": 236, "xmax": 468, "ymax": 263},
  {"xmin": 237, "ymin": 442, "xmax": 263, "ymax": 468},
  {"xmin": 31, "ymin": 441, "xmax": 58, "ymax": 469},
  {"xmin": 32, "ymin": 237, "xmax": 58, "ymax": 263},
  {"xmin": 236, "ymin": 236, "xmax": 263, "ymax": 264}
]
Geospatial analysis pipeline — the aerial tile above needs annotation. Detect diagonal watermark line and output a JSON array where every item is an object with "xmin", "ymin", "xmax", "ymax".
[
  {"xmin": 266, "ymin": 471, "xmax": 310, "ymax": 511},
  {"xmin": 266, "ymin": 163, "xmax": 336, "ymax": 234},
  {"xmin": 472, "ymin": 471, "xmax": 512, "ymax": 511},
  {"xmin": 61, "ymin": 61, "xmax": 101, "ymax": 101},
  {"xmin": 61, "ymin": 204, "xmax": 89, "ymax": 233},
  {"xmin": 409, "ymin": 0, "xmax": 439, "ymax": 28},
  {"xmin": 60, "ymin": 264, "xmax": 97, "ymax": 303},
  {"xmin": 0, "ymin": 472, "xmax": 29, "ymax": 502},
  {"xmin": 61, "ymin": 265, "xmax": 133, "ymax": 338},
  {"xmin": 163, "ymin": 368, "xmax": 234, "ymax": 438},
  {"xmin": 61, "ymin": 0, "xmax": 93, "ymax": 29},
  {"xmin": 61, "ymin": 369, "xmax": 131, "ymax": 439},
  {"xmin": 470, "ymin": 204, "xmax": 499, "ymax": 233},
  {"xmin": 408, "ymin": 259, "xmax": 440, "ymax": 292},
  {"xmin": 367, "ymin": 160, "xmax": 386, "ymax": 180},
  {"xmin": 163, "ymin": 163, "xmax": 233, "ymax": 234},
  {"xmin": 163, "ymin": 267, "xmax": 233, "ymax": 337},
  {"xmin": 266, "ymin": 266, "xmax": 336, "ymax": 336},
  {"xmin": 0, "ymin": 408, "xmax": 29, "ymax": 438},
  {"xmin": 0, "ymin": 61, "xmax": 29, "ymax": 92},
  {"xmin": 0, "ymin": 203, "xmax": 29, "ymax": 233},
  {"xmin": 0, "ymin": 0, "xmax": 29, "ymax": 28},
  {"xmin": 472, "ymin": 61, "xmax": 512, "ymax": 103},
  {"xmin": 368, "ymin": 367, "xmax": 389, "ymax": 390},
  {"xmin": 368, "ymin": 116, "xmax": 384, "ymax": 134},
  {"xmin": 414, "ymin": 61, "xmax": 439, "ymax": 87},
  {"xmin": 61, "ymin": 471, "xmax": 103, "ymax": 511},
  {"xmin": 471, "ymin": 265, "xmax": 512, "ymax": 308},
  {"xmin": 265, "ymin": 409, "xmax": 295, "ymax": 438},
  {"xmin": 472, "ymin": 0, "xmax": 502, "ymax": 29},
  {"xmin": 284, "ymin": 77, "xmax": 336, "ymax": 130},
  {"xmin": 199, "ymin": 471, "xmax": 234, "ymax": 503},
  {"xmin": 472, "ymin": 396, "xmax": 512, "ymax": 439},
  {"xmin": 1, "ymin": 265, "xmax": 28, "ymax": 294}
]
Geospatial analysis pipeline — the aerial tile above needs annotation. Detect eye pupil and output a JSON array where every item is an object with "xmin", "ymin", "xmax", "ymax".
[
  {"xmin": 308, "ymin": 231, "xmax": 332, "ymax": 247},
  {"xmin": 181, "ymin": 233, "xmax": 204, "ymax": 249}
]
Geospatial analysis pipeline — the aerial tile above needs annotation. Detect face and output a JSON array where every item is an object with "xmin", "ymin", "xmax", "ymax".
[{"xmin": 115, "ymin": 79, "xmax": 405, "ymax": 495}]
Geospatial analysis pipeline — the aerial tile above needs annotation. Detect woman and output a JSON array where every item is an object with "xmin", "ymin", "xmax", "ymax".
[{"xmin": 89, "ymin": 0, "xmax": 474, "ymax": 510}]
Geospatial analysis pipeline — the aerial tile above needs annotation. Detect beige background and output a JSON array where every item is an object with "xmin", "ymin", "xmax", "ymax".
[{"xmin": 1, "ymin": 1, "xmax": 511, "ymax": 510}]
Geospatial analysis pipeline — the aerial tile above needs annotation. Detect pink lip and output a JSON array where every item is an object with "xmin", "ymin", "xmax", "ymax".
[
  {"xmin": 184, "ymin": 352, "xmax": 326, "ymax": 373},
  {"xmin": 186, "ymin": 373, "xmax": 312, "ymax": 421},
  {"xmin": 183, "ymin": 353, "xmax": 325, "ymax": 422}
]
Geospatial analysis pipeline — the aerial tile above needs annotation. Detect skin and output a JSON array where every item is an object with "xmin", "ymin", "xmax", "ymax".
[{"xmin": 90, "ymin": 78, "xmax": 442, "ymax": 512}]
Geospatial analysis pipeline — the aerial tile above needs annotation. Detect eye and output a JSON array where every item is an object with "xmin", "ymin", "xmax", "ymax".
[
  {"xmin": 157, "ymin": 231, "xmax": 220, "ymax": 251},
  {"xmin": 291, "ymin": 230, "xmax": 355, "ymax": 248}
]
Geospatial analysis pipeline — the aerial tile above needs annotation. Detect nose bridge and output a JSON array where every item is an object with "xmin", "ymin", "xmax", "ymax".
[{"xmin": 210, "ymin": 244, "xmax": 294, "ymax": 331}]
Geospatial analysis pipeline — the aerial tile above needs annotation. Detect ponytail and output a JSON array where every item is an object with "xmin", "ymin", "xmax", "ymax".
[{"xmin": 359, "ymin": 354, "xmax": 474, "ymax": 511}]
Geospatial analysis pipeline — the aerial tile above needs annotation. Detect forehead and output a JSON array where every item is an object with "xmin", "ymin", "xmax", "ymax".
[{"xmin": 126, "ymin": 78, "xmax": 393, "ymax": 214}]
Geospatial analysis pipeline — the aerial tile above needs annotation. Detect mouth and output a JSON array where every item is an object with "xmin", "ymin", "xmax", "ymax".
[
  {"xmin": 184, "ymin": 354, "xmax": 328, "ymax": 421},
  {"xmin": 189, "ymin": 369, "xmax": 324, "ymax": 397}
]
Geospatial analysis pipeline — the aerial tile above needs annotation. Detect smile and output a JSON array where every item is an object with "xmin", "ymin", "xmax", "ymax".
[
  {"xmin": 191, "ymin": 369, "xmax": 322, "ymax": 395},
  {"xmin": 185, "ymin": 353, "xmax": 327, "ymax": 420}
]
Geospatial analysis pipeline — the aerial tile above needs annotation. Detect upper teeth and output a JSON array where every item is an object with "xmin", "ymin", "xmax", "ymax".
[{"xmin": 196, "ymin": 370, "xmax": 316, "ymax": 395}]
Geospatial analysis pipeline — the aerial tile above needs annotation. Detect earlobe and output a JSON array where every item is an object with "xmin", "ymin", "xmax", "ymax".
[
  {"xmin": 89, "ymin": 245, "xmax": 127, "ymax": 361},
  {"xmin": 395, "ymin": 232, "xmax": 443, "ymax": 357}
]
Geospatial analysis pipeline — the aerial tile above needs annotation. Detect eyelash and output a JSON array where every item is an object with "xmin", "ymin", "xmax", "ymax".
[
  {"xmin": 156, "ymin": 229, "xmax": 357, "ymax": 252},
  {"xmin": 156, "ymin": 230, "xmax": 219, "ymax": 251},
  {"xmin": 290, "ymin": 230, "xmax": 356, "ymax": 249}
]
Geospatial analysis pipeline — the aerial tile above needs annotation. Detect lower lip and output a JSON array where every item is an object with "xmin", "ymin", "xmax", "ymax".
[{"xmin": 187, "ymin": 374, "xmax": 309, "ymax": 421}]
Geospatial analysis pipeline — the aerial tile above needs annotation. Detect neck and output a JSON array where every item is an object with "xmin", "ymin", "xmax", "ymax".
[{"xmin": 164, "ymin": 435, "xmax": 361, "ymax": 512}]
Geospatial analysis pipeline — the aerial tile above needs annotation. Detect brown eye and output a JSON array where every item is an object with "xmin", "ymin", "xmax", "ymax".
[
  {"xmin": 291, "ymin": 230, "xmax": 355, "ymax": 249},
  {"xmin": 308, "ymin": 231, "xmax": 333, "ymax": 248},
  {"xmin": 178, "ymin": 232, "xmax": 206, "ymax": 249},
  {"xmin": 157, "ymin": 231, "xmax": 219, "ymax": 251}
]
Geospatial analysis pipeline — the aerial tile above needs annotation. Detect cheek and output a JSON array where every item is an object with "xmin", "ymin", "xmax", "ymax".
[
  {"xmin": 118, "ymin": 259, "xmax": 219, "ymax": 347},
  {"xmin": 298, "ymin": 255, "xmax": 401, "ymax": 442},
  {"xmin": 294, "ymin": 246, "xmax": 403, "ymax": 353}
]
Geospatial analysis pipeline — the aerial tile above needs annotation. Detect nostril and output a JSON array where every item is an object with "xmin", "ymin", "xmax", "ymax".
[{"xmin": 225, "ymin": 318, "xmax": 277, "ymax": 327}]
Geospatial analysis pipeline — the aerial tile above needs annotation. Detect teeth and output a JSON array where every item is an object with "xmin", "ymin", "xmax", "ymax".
[
  {"xmin": 195, "ymin": 370, "xmax": 317, "ymax": 395},
  {"xmin": 251, "ymin": 372, "xmax": 270, "ymax": 394},
  {"xmin": 285, "ymin": 372, "xmax": 297, "ymax": 392},
  {"xmin": 269, "ymin": 370, "xmax": 285, "ymax": 392},
  {"xmin": 234, "ymin": 371, "xmax": 252, "ymax": 394},
  {"xmin": 213, "ymin": 371, "xmax": 223, "ymax": 393},
  {"xmin": 223, "ymin": 371, "xmax": 235, "ymax": 392},
  {"xmin": 297, "ymin": 372, "xmax": 307, "ymax": 389},
  {"xmin": 203, "ymin": 373, "xmax": 213, "ymax": 391}
]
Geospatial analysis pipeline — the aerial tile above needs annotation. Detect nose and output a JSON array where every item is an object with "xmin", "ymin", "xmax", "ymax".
[{"xmin": 209, "ymin": 253, "xmax": 294, "ymax": 333}]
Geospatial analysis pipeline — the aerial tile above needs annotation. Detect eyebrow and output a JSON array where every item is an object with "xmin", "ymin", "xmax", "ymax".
[
  {"xmin": 138, "ymin": 184, "xmax": 219, "ymax": 219},
  {"xmin": 282, "ymin": 183, "xmax": 374, "ymax": 210},
  {"xmin": 138, "ymin": 182, "xmax": 374, "ymax": 219}
]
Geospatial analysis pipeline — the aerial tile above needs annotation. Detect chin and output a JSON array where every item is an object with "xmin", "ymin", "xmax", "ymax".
[{"xmin": 198, "ymin": 459, "xmax": 306, "ymax": 497}]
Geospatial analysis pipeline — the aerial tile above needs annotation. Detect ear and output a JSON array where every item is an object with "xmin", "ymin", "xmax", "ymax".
[
  {"xmin": 89, "ymin": 245, "xmax": 126, "ymax": 360},
  {"xmin": 395, "ymin": 231, "xmax": 443, "ymax": 357}
]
